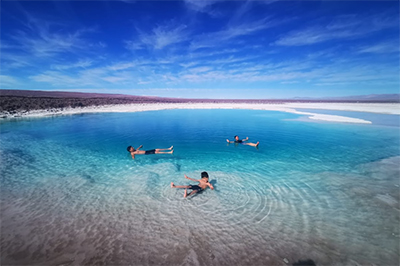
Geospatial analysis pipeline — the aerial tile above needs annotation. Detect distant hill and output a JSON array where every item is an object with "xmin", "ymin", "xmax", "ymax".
[
  {"xmin": 0, "ymin": 89, "xmax": 178, "ymax": 101},
  {"xmin": 1, "ymin": 89, "xmax": 399, "ymax": 113},
  {"xmin": 0, "ymin": 89, "xmax": 189, "ymax": 113},
  {"xmin": 1, "ymin": 89, "xmax": 399, "ymax": 102}
]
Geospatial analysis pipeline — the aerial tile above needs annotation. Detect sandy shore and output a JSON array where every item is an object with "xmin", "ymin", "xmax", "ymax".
[{"xmin": 1, "ymin": 102, "xmax": 399, "ymax": 124}]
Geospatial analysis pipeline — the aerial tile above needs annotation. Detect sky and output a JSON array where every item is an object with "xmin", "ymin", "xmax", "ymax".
[{"xmin": 1, "ymin": 0, "xmax": 399, "ymax": 99}]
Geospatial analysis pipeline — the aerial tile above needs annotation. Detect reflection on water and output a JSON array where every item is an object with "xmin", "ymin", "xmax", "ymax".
[{"xmin": 1, "ymin": 110, "xmax": 399, "ymax": 265}]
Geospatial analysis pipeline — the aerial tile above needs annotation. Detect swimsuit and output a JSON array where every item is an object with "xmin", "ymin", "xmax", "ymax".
[
  {"xmin": 234, "ymin": 140, "xmax": 243, "ymax": 143},
  {"xmin": 145, "ymin": 149, "xmax": 156, "ymax": 155},
  {"xmin": 188, "ymin": 185, "xmax": 204, "ymax": 192}
]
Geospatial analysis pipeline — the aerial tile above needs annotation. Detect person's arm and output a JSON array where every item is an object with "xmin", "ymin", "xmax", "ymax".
[
  {"xmin": 242, "ymin": 137, "xmax": 249, "ymax": 142},
  {"xmin": 136, "ymin": 145, "xmax": 143, "ymax": 150},
  {"xmin": 208, "ymin": 182, "xmax": 214, "ymax": 190},
  {"xmin": 184, "ymin": 174, "xmax": 200, "ymax": 182},
  {"xmin": 130, "ymin": 153, "xmax": 135, "ymax": 159},
  {"xmin": 226, "ymin": 139, "xmax": 233, "ymax": 143}
]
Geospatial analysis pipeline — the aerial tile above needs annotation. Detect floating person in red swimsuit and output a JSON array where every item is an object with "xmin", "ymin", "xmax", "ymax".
[
  {"xmin": 127, "ymin": 145, "xmax": 173, "ymax": 159},
  {"xmin": 226, "ymin": 135, "xmax": 259, "ymax": 147},
  {"xmin": 171, "ymin": 172, "xmax": 214, "ymax": 198}
]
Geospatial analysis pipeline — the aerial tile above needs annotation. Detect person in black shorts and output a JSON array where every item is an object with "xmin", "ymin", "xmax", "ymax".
[
  {"xmin": 226, "ymin": 135, "xmax": 259, "ymax": 147},
  {"xmin": 127, "ymin": 145, "xmax": 173, "ymax": 159},
  {"xmin": 171, "ymin": 172, "xmax": 214, "ymax": 198}
]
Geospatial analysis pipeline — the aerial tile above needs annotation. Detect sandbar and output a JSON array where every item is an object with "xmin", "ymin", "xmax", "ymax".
[{"xmin": 1, "ymin": 102, "xmax": 399, "ymax": 124}]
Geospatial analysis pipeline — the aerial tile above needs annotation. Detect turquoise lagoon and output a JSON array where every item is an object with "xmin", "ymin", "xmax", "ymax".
[{"xmin": 1, "ymin": 109, "xmax": 399, "ymax": 265}]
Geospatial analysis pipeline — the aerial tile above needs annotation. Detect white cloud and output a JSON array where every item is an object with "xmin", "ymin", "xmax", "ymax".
[
  {"xmin": 0, "ymin": 75, "xmax": 21, "ymax": 88},
  {"xmin": 27, "ymin": 45, "xmax": 398, "ymax": 90},
  {"xmin": 7, "ymin": 14, "xmax": 98, "ymax": 57},
  {"xmin": 357, "ymin": 41, "xmax": 399, "ymax": 54},
  {"xmin": 51, "ymin": 59, "xmax": 93, "ymax": 70},
  {"xmin": 102, "ymin": 76, "xmax": 129, "ymax": 83},
  {"xmin": 126, "ymin": 23, "xmax": 189, "ymax": 50},
  {"xmin": 274, "ymin": 13, "xmax": 398, "ymax": 46},
  {"xmin": 274, "ymin": 26, "xmax": 344, "ymax": 46},
  {"xmin": 107, "ymin": 62, "xmax": 136, "ymax": 71},
  {"xmin": 0, "ymin": 51, "xmax": 34, "ymax": 69},
  {"xmin": 183, "ymin": 0, "xmax": 219, "ymax": 15},
  {"xmin": 190, "ymin": 16, "xmax": 288, "ymax": 50},
  {"xmin": 188, "ymin": 66, "xmax": 212, "ymax": 73},
  {"xmin": 30, "ymin": 71, "xmax": 82, "ymax": 86},
  {"xmin": 179, "ymin": 62, "xmax": 199, "ymax": 68}
]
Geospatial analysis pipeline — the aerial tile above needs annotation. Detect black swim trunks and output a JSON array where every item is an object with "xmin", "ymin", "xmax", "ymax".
[
  {"xmin": 145, "ymin": 149, "xmax": 156, "ymax": 155},
  {"xmin": 188, "ymin": 185, "xmax": 203, "ymax": 192},
  {"xmin": 234, "ymin": 140, "xmax": 243, "ymax": 143}
]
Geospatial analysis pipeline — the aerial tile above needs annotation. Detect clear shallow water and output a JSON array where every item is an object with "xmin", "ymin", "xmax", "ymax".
[{"xmin": 1, "ymin": 109, "xmax": 399, "ymax": 265}]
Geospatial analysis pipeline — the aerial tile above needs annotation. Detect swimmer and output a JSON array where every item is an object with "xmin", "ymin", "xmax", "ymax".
[
  {"xmin": 226, "ymin": 135, "xmax": 259, "ymax": 147},
  {"xmin": 171, "ymin": 172, "xmax": 214, "ymax": 198},
  {"xmin": 127, "ymin": 145, "xmax": 173, "ymax": 159}
]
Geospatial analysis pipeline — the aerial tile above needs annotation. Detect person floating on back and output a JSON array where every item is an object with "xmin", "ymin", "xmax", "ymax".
[
  {"xmin": 226, "ymin": 135, "xmax": 259, "ymax": 147},
  {"xmin": 127, "ymin": 145, "xmax": 173, "ymax": 159},
  {"xmin": 171, "ymin": 171, "xmax": 214, "ymax": 198}
]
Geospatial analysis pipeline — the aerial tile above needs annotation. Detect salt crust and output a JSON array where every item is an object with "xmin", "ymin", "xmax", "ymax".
[{"xmin": 2, "ymin": 103, "xmax": 400, "ymax": 124}]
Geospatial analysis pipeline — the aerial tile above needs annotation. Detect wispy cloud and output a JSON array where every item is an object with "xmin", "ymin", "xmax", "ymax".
[
  {"xmin": 30, "ymin": 71, "xmax": 84, "ymax": 87},
  {"xmin": 2, "ymin": 1, "xmax": 398, "ymax": 97},
  {"xmin": 5, "ymin": 13, "xmax": 98, "ymax": 58},
  {"xmin": 190, "ymin": 17, "xmax": 277, "ymax": 50},
  {"xmin": 102, "ymin": 76, "xmax": 129, "ymax": 83},
  {"xmin": 0, "ymin": 75, "xmax": 21, "ymax": 89},
  {"xmin": 30, "ymin": 62, "xmax": 140, "ymax": 88},
  {"xmin": 183, "ymin": 0, "xmax": 219, "ymax": 16},
  {"xmin": 0, "ymin": 51, "xmax": 34, "ymax": 69},
  {"xmin": 274, "ymin": 13, "xmax": 398, "ymax": 46},
  {"xmin": 107, "ymin": 62, "xmax": 136, "ymax": 71},
  {"xmin": 187, "ymin": 66, "xmax": 212, "ymax": 73},
  {"xmin": 27, "ymin": 43, "xmax": 398, "ymax": 90},
  {"xmin": 356, "ymin": 41, "xmax": 399, "ymax": 54},
  {"xmin": 51, "ymin": 59, "xmax": 93, "ymax": 70},
  {"xmin": 126, "ymin": 23, "xmax": 189, "ymax": 50}
]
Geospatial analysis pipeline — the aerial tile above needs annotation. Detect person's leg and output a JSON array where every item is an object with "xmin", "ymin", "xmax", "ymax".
[
  {"xmin": 155, "ymin": 150, "xmax": 174, "ymax": 154},
  {"xmin": 244, "ymin": 142, "xmax": 259, "ymax": 147},
  {"xmin": 155, "ymin": 146, "xmax": 173, "ymax": 152},
  {"xmin": 171, "ymin": 182, "xmax": 190, "ymax": 188},
  {"xmin": 184, "ymin": 189, "xmax": 198, "ymax": 198}
]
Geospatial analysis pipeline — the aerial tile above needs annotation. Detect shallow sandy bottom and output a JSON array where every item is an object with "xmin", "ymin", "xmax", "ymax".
[
  {"xmin": 1, "ymin": 105, "xmax": 399, "ymax": 265},
  {"xmin": 2, "ymin": 102, "xmax": 400, "ymax": 124}
]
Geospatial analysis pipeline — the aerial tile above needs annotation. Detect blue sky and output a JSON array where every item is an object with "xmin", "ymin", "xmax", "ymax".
[{"xmin": 1, "ymin": 0, "xmax": 399, "ymax": 99}]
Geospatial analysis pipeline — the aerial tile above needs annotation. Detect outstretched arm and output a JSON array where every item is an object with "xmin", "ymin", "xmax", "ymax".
[
  {"xmin": 208, "ymin": 182, "xmax": 214, "ymax": 190},
  {"xmin": 130, "ymin": 153, "xmax": 135, "ymax": 159},
  {"xmin": 136, "ymin": 145, "xmax": 143, "ymax": 150},
  {"xmin": 226, "ymin": 139, "xmax": 233, "ymax": 143},
  {"xmin": 184, "ymin": 174, "xmax": 200, "ymax": 182},
  {"xmin": 242, "ymin": 137, "xmax": 249, "ymax": 142}
]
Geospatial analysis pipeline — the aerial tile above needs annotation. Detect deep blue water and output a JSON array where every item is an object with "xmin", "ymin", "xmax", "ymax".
[{"xmin": 1, "ymin": 109, "xmax": 399, "ymax": 265}]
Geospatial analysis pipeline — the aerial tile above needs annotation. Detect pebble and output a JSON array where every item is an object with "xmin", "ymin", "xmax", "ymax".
[{"xmin": 283, "ymin": 258, "xmax": 289, "ymax": 264}]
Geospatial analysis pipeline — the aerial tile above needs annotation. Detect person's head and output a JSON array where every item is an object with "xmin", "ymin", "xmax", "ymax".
[
  {"xmin": 127, "ymin": 146, "xmax": 135, "ymax": 152},
  {"xmin": 201, "ymin": 171, "xmax": 209, "ymax": 181},
  {"xmin": 234, "ymin": 135, "xmax": 239, "ymax": 140}
]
